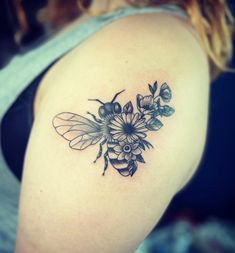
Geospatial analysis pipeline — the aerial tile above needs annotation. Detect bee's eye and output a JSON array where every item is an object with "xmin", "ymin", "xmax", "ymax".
[
  {"xmin": 98, "ymin": 106, "xmax": 106, "ymax": 118},
  {"xmin": 113, "ymin": 103, "xmax": 121, "ymax": 114}
]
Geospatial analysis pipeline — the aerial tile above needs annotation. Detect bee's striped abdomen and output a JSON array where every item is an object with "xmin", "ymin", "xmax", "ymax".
[{"xmin": 107, "ymin": 141, "xmax": 132, "ymax": 177}]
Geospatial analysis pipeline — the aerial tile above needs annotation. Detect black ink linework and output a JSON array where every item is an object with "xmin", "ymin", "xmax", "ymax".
[{"xmin": 53, "ymin": 81, "xmax": 175, "ymax": 177}]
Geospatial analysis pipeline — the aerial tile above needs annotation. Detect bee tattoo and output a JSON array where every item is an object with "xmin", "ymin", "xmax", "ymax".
[{"xmin": 53, "ymin": 81, "xmax": 174, "ymax": 177}]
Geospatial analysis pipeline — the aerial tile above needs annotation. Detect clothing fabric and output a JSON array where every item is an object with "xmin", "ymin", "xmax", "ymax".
[
  {"xmin": 0, "ymin": 5, "xmax": 188, "ymax": 181},
  {"xmin": 1, "ymin": 63, "xmax": 56, "ymax": 180}
]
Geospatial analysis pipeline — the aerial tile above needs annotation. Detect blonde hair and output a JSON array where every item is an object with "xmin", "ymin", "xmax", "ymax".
[{"xmin": 78, "ymin": 0, "xmax": 234, "ymax": 79}]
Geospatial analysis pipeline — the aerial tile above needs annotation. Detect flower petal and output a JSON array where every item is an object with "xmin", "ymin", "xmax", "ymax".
[
  {"xmin": 132, "ymin": 113, "xmax": 140, "ymax": 125},
  {"xmin": 121, "ymin": 113, "xmax": 127, "ymax": 122},
  {"xmin": 118, "ymin": 134, "xmax": 127, "ymax": 141},
  {"xmin": 119, "ymin": 141, "xmax": 125, "ymax": 146},
  {"xmin": 132, "ymin": 142, "xmax": 139, "ymax": 149},
  {"xmin": 110, "ymin": 129, "xmax": 122, "ymax": 135},
  {"xmin": 112, "ymin": 133, "xmax": 123, "ymax": 140},
  {"xmin": 109, "ymin": 122, "xmax": 122, "ymax": 129},
  {"xmin": 132, "ymin": 148, "xmax": 142, "ymax": 155},
  {"xmin": 134, "ymin": 119, "xmax": 145, "ymax": 128},
  {"xmin": 137, "ymin": 94, "xmax": 143, "ymax": 105},
  {"xmin": 114, "ymin": 115, "xmax": 124, "ymax": 125},
  {"xmin": 126, "ymin": 113, "xmax": 133, "ymax": 124},
  {"xmin": 127, "ymin": 135, "xmax": 134, "ymax": 143},
  {"xmin": 143, "ymin": 95, "xmax": 153, "ymax": 105},
  {"xmin": 125, "ymin": 153, "xmax": 132, "ymax": 161},
  {"xmin": 136, "ymin": 132, "xmax": 147, "ymax": 138},
  {"xmin": 131, "ymin": 134, "xmax": 139, "ymax": 141},
  {"xmin": 132, "ymin": 155, "xmax": 137, "ymax": 160}
]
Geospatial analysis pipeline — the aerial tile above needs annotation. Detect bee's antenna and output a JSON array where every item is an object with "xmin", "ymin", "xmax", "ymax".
[
  {"xmin": 111, "ymin": 89, "xmax": 125, "ymax": 103},
  {"xmin": 88, "ymin": 99, "xmax": 105, "ymax": 105}
]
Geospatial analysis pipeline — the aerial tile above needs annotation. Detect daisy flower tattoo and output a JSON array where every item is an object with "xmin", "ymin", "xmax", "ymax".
[{"xmin": 109, "ymin": 113, "xmax": 147, "ymax": 142}]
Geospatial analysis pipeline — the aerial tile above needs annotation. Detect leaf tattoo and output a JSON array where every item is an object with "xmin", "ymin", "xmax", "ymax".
[{"xmin": 53, "ymin": 81, "xmax": 175, "ymax": 177}]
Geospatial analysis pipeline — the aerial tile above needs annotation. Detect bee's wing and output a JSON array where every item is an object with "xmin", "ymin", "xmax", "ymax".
[{"xmin": 53, "ymin": 112, "xmax": 103, "ymax": 150}]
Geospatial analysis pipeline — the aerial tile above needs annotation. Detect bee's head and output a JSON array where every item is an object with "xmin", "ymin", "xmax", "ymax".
[
  {"xmin": 98, "ymin": 102, "xmax": 122, "ymax": 118},
  {"xmin": 89, "ymin": 89, "xmax": 125, "ymax": 118}
]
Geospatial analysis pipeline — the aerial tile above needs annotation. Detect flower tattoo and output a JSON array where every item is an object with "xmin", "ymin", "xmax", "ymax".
[
  {"xmin": 110, "ymin": 113, "xmax": 147, "ymax": 142},
  {"xmin": 137, "ymin": 95, "xmax": 154, "ymax": 113},
  {"xmin": 53, "ymin": 81, "xmax": 175, "ymax": 177},
  {"xmin": 112, "ymin": 141, "xmax": 142, "ymax": 161}
]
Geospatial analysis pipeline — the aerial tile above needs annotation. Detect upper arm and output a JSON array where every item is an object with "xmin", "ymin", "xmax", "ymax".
[{"xmin": 15, "ymin": 13, "xmax": 209, "ymax": 253}]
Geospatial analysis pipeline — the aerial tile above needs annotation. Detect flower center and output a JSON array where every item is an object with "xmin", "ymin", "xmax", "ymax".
[
  {"xmin": 123, "ymin": 144, "xmax": 132, "ymax": 153},
  {"xmin": 122, "ymin": 123, "xmax": 135, "ymax": 135}
]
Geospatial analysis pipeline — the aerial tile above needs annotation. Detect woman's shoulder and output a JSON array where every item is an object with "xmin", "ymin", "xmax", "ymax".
[
  {"xmin": 16, "ymin": 12, "xmax": 210, "ymax": 253},
  {"xmin": 35, "ymin": 11, "xmax": 209, "ymax": 111},
  {"xmin": 34, "ymin": 11, "xmax": 209, "ymax": 186}
]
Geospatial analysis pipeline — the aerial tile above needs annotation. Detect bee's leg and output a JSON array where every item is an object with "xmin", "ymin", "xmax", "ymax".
[
  {"xmin": 102, "ymin": 150, "xmax": 109, "ymax": 176},
  {"xmin": 87, "ymin": 112, "xmax": 102, "ymax": 124},
  {"xmin": 94, "ymin": 139, "xmax": 107, "ymax": 163}
]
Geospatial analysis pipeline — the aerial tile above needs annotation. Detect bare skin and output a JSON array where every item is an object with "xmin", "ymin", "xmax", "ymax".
[{"xmin": 15, "ymin": 2, "xmax": 209, "ymax": 253}]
